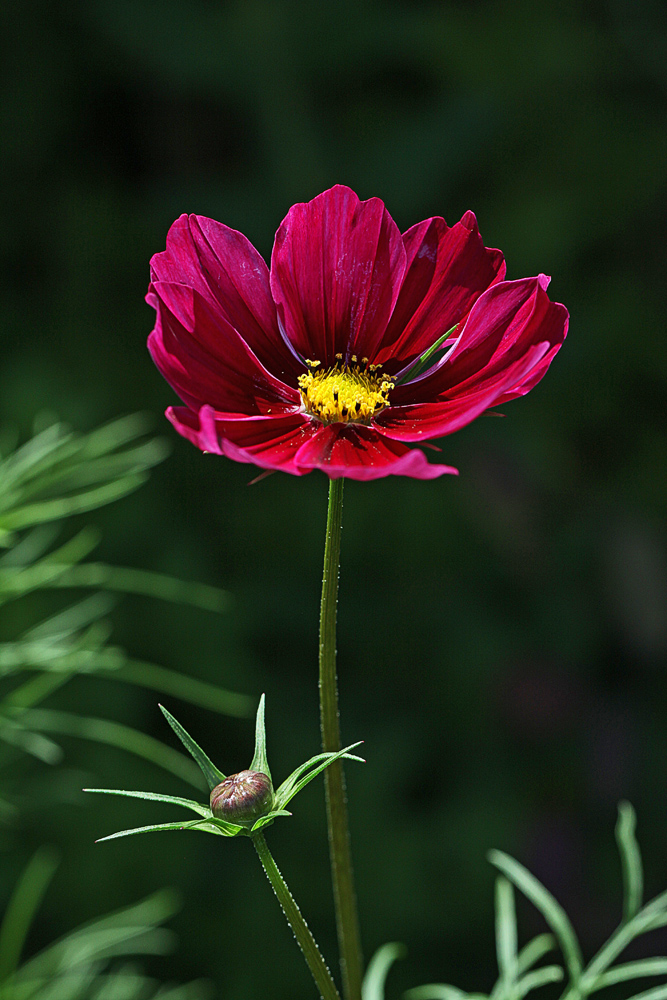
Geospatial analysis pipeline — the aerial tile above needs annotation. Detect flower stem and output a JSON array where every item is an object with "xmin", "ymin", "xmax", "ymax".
[
  {"xmin": 252, "ymin": 831, "xmax": 341, "ymax": 1000},
  {"xmin": 319, "ymin": 476, "xmax": 363, "ymax": 1000}
]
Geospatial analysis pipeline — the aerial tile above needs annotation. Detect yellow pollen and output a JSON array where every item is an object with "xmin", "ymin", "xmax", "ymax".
[{"xmin": 298, "ymin": 358, "xmax": 394, "ymax": 425}]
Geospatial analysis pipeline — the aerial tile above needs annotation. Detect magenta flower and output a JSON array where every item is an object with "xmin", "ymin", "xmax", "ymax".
[{"xmin": 147, "ymin": 185, "xmax": 568, "ymax": 480}]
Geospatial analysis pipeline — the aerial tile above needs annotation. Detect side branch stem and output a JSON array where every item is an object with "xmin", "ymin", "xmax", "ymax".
[
  {"xmin": 319, "ymin": 476, "xmax": 363, "ymax": 1000},
  {"xmin": 252, "ymin": 831, "xmax": 341, "ymax": 1000}
]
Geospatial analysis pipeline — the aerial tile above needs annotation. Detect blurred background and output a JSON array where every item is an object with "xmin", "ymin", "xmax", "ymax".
[{"xmin": 2, "ymin": 0, "xmax": 667, "ymax": 996}]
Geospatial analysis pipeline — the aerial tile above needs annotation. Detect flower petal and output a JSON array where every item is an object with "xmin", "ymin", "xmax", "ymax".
[
  {"xmin": 376, "ymin": 341, "xmax": 550, "ymax": 441},
  {"xmin": 375, "ymin": 212, "xmax": 505, "ymax": 368},
  {"xmin": 168, "ymin": 406, "xmax": 315, "ymax": 475},
  {"xmin": 391, "ymin": 275, "xmax": 567, "ymax": 405},
  {"xmin": 148, "ymin": 282, "xmax": 300, "ymax": 415},
  {"xmin": 270, "ymin": 185, "xmax": 406, "ymax": 366},
  {"xmin": 293, "ymin": 424, "xmax": 457, "ymax": 480},
  {"xmin": 150, "ymin": 214, "xmax": 300, "ymax": 380}
]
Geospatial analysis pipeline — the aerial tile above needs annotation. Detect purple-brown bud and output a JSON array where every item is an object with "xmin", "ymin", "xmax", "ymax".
[{"xmin": 210, "ymin": 770, "xmax": 274, "ymax": 826}]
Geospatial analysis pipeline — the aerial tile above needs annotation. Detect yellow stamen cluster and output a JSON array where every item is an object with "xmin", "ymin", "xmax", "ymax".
[{"xmin": 298, "ymin": 354, "xmax": 395, "ymax": 425}]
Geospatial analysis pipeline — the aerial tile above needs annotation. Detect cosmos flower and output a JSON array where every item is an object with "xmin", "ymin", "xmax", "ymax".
[{"xmin": 147, "ymin": 185, "xmax": 568, "ymax": 480}]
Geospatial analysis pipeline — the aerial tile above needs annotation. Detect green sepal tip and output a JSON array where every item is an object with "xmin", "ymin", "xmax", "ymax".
[
  {"xmin": 158, "ymin": 703, "xmax": 226, "ymax": 790},
  {"xmin": 249, "ymin": 693, "xmax": 271, "ymax": 783}
]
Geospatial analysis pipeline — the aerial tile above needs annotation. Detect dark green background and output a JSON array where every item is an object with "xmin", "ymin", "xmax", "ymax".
[{"xmin": 3, "ymin": 0, "xmax": 667, "ymax": 995}]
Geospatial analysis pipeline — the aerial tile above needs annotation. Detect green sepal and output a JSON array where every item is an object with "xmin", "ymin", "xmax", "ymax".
[
  {"xmin": 84, "ymin": 787, "xmax": 210, "ymax": 818},
  {"xmin": 159, "ymin": 703, "xmax": 225, "ymax": 790},
  {"xmin": 274, "ymin": 742, "xmax": 364, "ymax": 811},
  {"xmin": 95, "ymin": 819, "xmax": 221, "ymax": 842},
  {"xmin": 394, "ymin": 324, "xmax": 459, "ymax": 385},
  {"xmin": 249, "ymin": 693, "xmax": 271, "ymax": 783},
  {"xmin": 208, "ymin": 816, "xmax": 245, "ymax": 837},
  {"xmin": 250, "ymin": 810, "xmax": 292, "ymax": 833}
]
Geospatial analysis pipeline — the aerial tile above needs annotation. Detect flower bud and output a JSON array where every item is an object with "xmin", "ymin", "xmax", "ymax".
[{"xmin": 210, "ymin": 770, "xmax": 274, "ymax": 826}]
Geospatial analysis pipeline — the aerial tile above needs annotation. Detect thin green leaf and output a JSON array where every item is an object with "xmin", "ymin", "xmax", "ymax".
[
  {"xmin": 2, "ymin": 671, "xmax": 74, "ymax": 710},
  {"xmin": 150, "ymin": 983, "xmax": 210, "ymax": 1000},
  {"xmin": 0, "ymin": 476, "xmax": 149, "ymax": 531},
  {"xmin": 495, "ymin": 877, "xmax": 518, "ymax": 988},
  {"xmin": 13, "ymin": 889, "xmax": 179, "ymax": 984},
  {"xmin": 616, "ymin": 801, "xmax": 643, "ymax": 922},
  {"xmin": 0, "ymin": 718, "xmax": 63, "ymax": 763},
  {"xmin": 517, "ymin": 935, "xmax": 556, "ymax": 975},
  {"xmin": 405, "ymin": 986, "xmax": 467, "ymax": 1000},
  {"xmin": 0, "ymin": 530, "xmax": 102, "ymax": 604},
  {"xmin": 41, "ymin": 563, "xmax": 231, "ymax": 614},
  {"xmin": 488, "ymin": 851, "xmax": 583, "ymax": 983},
  {"xmin": 159, "ymin": 705, "xmax": 225, "ymax": 789},
  {"xmin": 249, "ymin": 694, "xmax": 271, "ymax": 782},
  {"xmin": 0, "ymin": 847, "xmax": 59, "ymax": 982},
  {"xmin": 583, "ymin": 892, "xmax": 667, "ymax": 987},
  {"xmin": 591, "ymin": 959, "xmax": 667, "ymax": 990},
  {"xmin": 0, "ymin": 524, "xmax": 77, "ymax": 569},
  {"xmin": 362, "ymin": 942, "xmax": 406, "ymax": 1000},
  {"xmin": 623, "ymin": 986, "xmax": 667, "ymax": 1000},
  {"xmin": 274, "ymin": 742, "xmax": 364, "ymax": 810},
  {"xmin": 13, "ymin": 708, "xmax": 204, "ymax": 787},
  {"xmin": 515, "ymin": 967, "xmax": 563, "ymax": 998},
  {"xmin": 77, "ymin": 414, "xmax": 156, "ymax": 457},
  {"xmin": 83, "ymin": 789, "xmax": 210, "ymax": 818},
  {"xmin": 95, "ymin": 820, "xmax": 224, "ymax": 843},
  {"xmin": 395, "ymin": 324, "xmax": 459, "ymax": 384},
  {"xmin": 111, "ymin": 661, "xmax": 253, "ymax": 718},
  {"xmin": 24, "ymin": 594, "xmax": 114, "ymax": 640}
]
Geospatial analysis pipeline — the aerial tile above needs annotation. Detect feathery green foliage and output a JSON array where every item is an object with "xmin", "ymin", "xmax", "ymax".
[
  {"xmin": 376, "ymin": 804, "xmax": 667, "ymax": 1000},
  {"xmin": 0, "ymin": 852, "xmax": 210, "ymax": 999},
  {"xmin": 0, "ymin": 415, "xmax": 252, "ymax": 807}
]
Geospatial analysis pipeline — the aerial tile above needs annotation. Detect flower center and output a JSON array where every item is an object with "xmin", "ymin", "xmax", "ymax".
[{"xmin": 298, "ymin": 355, "xmax": 395, "ymax": 425}]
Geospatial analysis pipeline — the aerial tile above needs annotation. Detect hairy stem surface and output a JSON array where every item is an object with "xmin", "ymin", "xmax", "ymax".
[
  {"xmin": 252, "ymin": 831, "xmax": 341, "ymax": 1000},
  {"xmin": 319, "ymin": 476, "xmax": 363, "ymax": 1000}
]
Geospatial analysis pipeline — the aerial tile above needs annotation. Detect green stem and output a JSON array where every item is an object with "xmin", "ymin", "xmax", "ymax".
[
  {"xmin": 252, "ymin": 831, "xmax": 341, "ymax": 1000},
  {"xmin": 319, "ymin": 476, "xmax": 363, "ymax": 1000}
]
